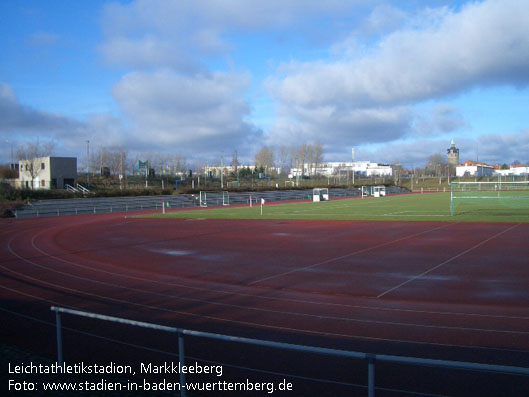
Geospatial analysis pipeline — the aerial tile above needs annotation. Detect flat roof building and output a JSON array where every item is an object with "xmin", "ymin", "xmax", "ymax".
[{"xmin": 17, "ymin": 157, "xmax": 77, "ymax": 189}]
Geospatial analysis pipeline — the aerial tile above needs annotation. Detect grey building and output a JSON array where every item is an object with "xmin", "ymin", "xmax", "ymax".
[{"xmin": 17, "ymin": 157, "xmax": 77, "ymax": 189}]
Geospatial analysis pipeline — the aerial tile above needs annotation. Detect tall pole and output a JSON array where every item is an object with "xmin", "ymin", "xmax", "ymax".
[
  {"xmin": 221, "ymin": 151, "xmax": 224, "ymax": 189},
  {"xmin": 86, "ymin": 140, "xmax": 90, "ymax": 187},
  {"xmin": 5, "ymin": 140, "xmax": 13, "ymax": 168}
]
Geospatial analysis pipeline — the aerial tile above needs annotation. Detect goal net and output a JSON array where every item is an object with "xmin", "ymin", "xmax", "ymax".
[
  {"xmin": 199, "ymin": 191, "xmax": 230, "ymax": 207},
  {"xmin": 450, "ymin": 181, "xmax": 529, "ymax": 215},
  {"xmin": 373, "ymin": 185, "xmax": 386, "ymax": 198},
  {"xmin": 361, "ymin": 186, "xmax": 371, "ymax": 198},
  {"xmin": 313, "ymin": 188, "xmax": 329, "ymax": 202}
]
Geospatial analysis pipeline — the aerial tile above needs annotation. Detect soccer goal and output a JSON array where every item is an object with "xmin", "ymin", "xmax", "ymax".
[
  {"xmin": 373, "ymin": 185, "xmax": 386, "ymax": 198},
  {"xmin": 199, "ymin": 191, "xmax": 230, "ymax": 207},
  {"xmin": 361, "ymin": 186, "xmax": 371, "ymax": 198},
  {"xmin": 450, "ymin": 181, "xmax": 529, "ymax": 216},
  {"xmin": 313, "ymin": 188, "xmax": 329, "ymax": 202}
]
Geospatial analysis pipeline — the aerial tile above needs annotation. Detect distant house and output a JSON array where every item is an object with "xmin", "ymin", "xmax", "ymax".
[
  {"xmin": 290, "ymin": 161, "xmax": 392, "ymax": 178},
  {"xmin": 17, "ymin": 157, "xmax": 77, "ymax": 189},
  {"xmin": 456, "ymin": 160, "xmax": 494, "ymax": 177},
  {"xmin": 204, "ymin": 165, "xmax": 258, "ymax": 178},
  {"xmin": 494, "ymin": 164, "xmax": 529, "ymax": 177}
]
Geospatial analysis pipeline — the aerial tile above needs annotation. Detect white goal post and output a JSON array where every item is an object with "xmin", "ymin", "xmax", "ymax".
[
  {"xmin": 373, "ymin": 185, "xmax": 386, "ymax": 198},
  {"xmin": 361, "ymin": 186, "xmax": 371, "ymax": 198},
  {"xmin": 199, "ymin": 191, "xmax": 230, "ymax": 207},
  {"xmin": 361, "ymin": 185, "xmax": 385, "ymax": 198},
  {"xmin": 450, "ymin": 181, "xmax": 529, "ymax": 215},
  {"xmin": 313, "ymin": 188, "xmax": 329, "ymax": 202}
]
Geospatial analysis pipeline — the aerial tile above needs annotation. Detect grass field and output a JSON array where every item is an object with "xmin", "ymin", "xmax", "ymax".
[{"xmin": 146, "ymin": 192, "xmax": 529, "ymax": 223}]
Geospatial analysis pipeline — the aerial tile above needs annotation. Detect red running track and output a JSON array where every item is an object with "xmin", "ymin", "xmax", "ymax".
[{"xmin": 1, "ymin": 212, "xmax": 529, "ymax": 396}]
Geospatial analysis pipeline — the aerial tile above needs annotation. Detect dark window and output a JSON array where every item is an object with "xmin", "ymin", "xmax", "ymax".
[{"xmin": 41, "ymin": 163, "xmax": 45, "ymax": 170}]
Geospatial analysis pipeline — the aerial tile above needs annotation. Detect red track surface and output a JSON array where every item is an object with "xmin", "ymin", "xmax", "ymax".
[{"xmin": 1, "ymin": 212, "xmax": 529, "ymax": 395}]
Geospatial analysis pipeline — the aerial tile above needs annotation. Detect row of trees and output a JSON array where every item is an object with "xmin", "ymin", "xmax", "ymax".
[
  {"xmin": 252, "ymin": 143, "xmax": 325, "ymax": 177},
  {"xmin": 82, "ymin": 150, "xmax": 189, "ymax": 178},
  {"xmin": 6, "ymin": 138, "xmax": 529, "ymax": 185}
]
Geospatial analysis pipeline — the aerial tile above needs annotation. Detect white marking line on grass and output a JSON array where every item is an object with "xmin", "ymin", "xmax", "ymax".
[
  {"xmin": 378, "ymin": 214, "xmax": 447, "ymax": 217},
  {"xmin": 376, "ymin": 223, "xmax": 521, "ymax": 299},
  {"xmin": 248, "ymin": 223, "xmax": 454, "ymax": 286}
]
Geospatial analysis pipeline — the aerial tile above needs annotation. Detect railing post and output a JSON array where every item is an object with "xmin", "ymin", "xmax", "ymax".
[
  {"xmin": 55, "ymin": 312, "xmax": 63, "ymax": 366},
  {"xmin": 367, "ymin": 354, "xmax": 375, "ymax": 397},
  {"xmin": 178, "ymin": 332, "xmax": 186, "ymax": 397}
]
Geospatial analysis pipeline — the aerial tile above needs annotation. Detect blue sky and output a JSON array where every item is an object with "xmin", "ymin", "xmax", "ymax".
[{"xmin": 1, "ymin": 0, "xmax": 528, "ymax": 168}]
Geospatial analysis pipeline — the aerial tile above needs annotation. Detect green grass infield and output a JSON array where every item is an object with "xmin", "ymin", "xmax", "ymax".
[{"xmin": 144, "ymin": 193, "xmax": 529, "ymax": 223}]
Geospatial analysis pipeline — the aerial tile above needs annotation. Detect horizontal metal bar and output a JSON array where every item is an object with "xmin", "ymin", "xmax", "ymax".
[
  {"xmin": 51, "ymin": 306, "xmax": 529, "ymax": 376},
  {"xmin": 51, "ymin": 306, "xmax": 179, "ymax": 333}
]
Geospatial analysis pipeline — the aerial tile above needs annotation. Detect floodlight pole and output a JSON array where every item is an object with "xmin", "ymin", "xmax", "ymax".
[
  {"xmin": 86, "ymin": 140, "xmax": 90, "ymax": 187},
  {"xmin": 221, "ymin": 151, "xmax": 224, "ymax": 189},
  {"xmin": 6, "ymin": 140, "xmax": 13, "ymax": 168}
]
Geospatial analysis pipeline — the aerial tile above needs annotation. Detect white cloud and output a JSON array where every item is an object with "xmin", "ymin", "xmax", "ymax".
[
  {"xmin": 99, "ymin": 0, "xmax": 359, "ymax": 71},
  {"xmin": 273, "ymin": 0, "xmax": 529, "ymax": 109},
  {"xmin": 358, "ymin": 4, "xmax": 408, "ymax": 39},
  {"xmin": 477, "ymin": 129, "xmax": 529, "ymax": 164},
  {"xmin": 266, "ymin": 0, "xmax": 529, "ymax": 159},
  {"xmin": 100, "ymin": 36, "xmax": 202, "ymax": 72},
  {"xmin": 0, "ymin": 82, "xmax": 126, "ymax": 158},
  {"xmin": 358, "ymin": 129, "xmax": 529, "ymax": 168},
  {"xmin": 0, "ymin": 83, "xmax": 80, "ymax": 134},
  {"xmin": 26, "ymin": 31, "xmax": 60, "ymax": 47},
  {"xmin": 412, "ymin": 104, "xmax": 466, "ymax": 137},
  {"xmin": 112, "ymin": 70, "xmax": 261, "ymax": 158}
]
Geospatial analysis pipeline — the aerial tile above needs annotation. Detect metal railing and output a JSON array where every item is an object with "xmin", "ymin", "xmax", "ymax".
[
  {"xmin": 50, "ymin": 306, "xmax": 529, "ymax": 397},
  {"xmin": 64, "ymin": 184, "xmax": 78, "ymax": 193}
]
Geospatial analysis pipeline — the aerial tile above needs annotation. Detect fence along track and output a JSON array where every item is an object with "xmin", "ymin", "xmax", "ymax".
[
  {"xmin": 16, "ymin": 188, "xmax": 407, "ymax": 218},
  {"xmin": 51, "ymin": 306, "xmax": 529, "ymax": 397}
]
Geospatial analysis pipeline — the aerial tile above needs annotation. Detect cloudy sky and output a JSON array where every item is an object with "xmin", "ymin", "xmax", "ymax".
[{"xmin": 1, "ymin": 0, "xmax": 528, "ymax": 168}]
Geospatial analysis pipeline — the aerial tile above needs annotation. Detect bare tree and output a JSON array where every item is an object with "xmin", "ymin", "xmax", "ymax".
[
  {"xmin": 17, "ymin": 138, "xmax": 54, "ymax": 189},
  {"xmin": 277, "ymin": 145, "xmax": 291, "ymax": 176},
  {"xmin": 425, "ymin": 154, "xmax": 446, "ymax": 176},
  {"xmin": 297, "ymin": 143, "xmax": 308, "ymax": 178},
  {"xmin": 306, "ymin": 144, "xmax": 314, "ymax": 177},
  {"xmin": 392, "ymin": 162, "xmax": 404, "ymax": 185},
  {"xmin": 254, "ymin": 146, "xmax": 275, "ymax": 173},
  {"xmin": 231, "ymin": 150, "xmax": 239, "ymax": 175},
  {"xmin": 313, "ymin": 142, "xmax": 324, "ymax": 176}
]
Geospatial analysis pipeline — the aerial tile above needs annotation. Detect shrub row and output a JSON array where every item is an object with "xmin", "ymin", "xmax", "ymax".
[{"xmin": 0, "ymin": 184, "xmax": 175, "ymax": 201}]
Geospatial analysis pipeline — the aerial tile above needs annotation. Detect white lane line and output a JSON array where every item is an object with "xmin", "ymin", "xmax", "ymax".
[
  {"xmin": 248, "ymin": 223, "xmax": 454, "ymax": 286},
  {"xmin": 24, "ymin": 229, "xmax": 529, "ymax": 322},
  {"xmin": 2, "ymin": 284, "xmax": 528, "ymax": 354},
  {"xmin": 376, "ymin": 223, "xmax": 521, "ymax": 298}
]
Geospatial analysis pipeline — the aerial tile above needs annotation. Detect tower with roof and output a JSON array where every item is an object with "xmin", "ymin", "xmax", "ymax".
[{"xmin": 447, "ymin": 140, "xmax": 459, "ymax": 175}]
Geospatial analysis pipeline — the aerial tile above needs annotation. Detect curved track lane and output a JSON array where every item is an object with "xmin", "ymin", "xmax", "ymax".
[{"xmin": 2, "ymin": 213, "xmax": 529, "ymax": 395}]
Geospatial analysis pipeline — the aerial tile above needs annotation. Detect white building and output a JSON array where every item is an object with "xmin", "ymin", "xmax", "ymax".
[
  {"xmin": 494, "ymin": 165, "xmax": 529, "ymax": 176},
  {"xmin": 17, "ymin": 157, "xmax": 77, "ymax": 189},
  {"xmin": 203, "ymin": 165, "xmax": 256, "ymax": 178},
  {"xmin": 456, "ymin": 161, "xmax": 494, "ymax": 177},
  {"xmin": 204, "ymin": 165, "xmax": 284, "ymax": 177},
  {"xmin": 290, "ymin": 161, "xmax": 392, "ymax": 178}
]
